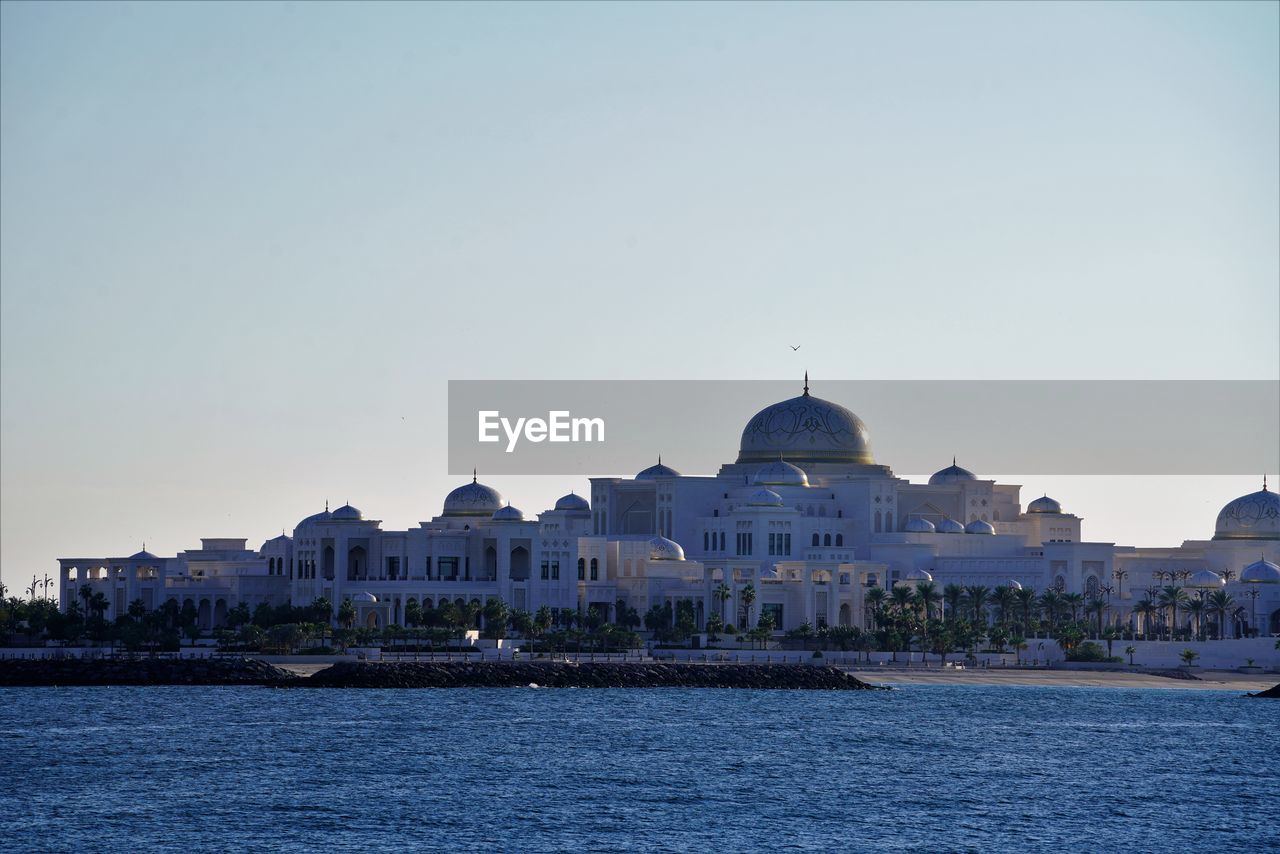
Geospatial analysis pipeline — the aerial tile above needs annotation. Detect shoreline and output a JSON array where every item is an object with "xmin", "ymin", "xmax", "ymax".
[
  {"xmin": 849, "ymin": 667, "xmax": 1276, "ymax": 691},
  {"xmin": 2, "ymin": 656, "xmax": 1275, "ymax": 692}
]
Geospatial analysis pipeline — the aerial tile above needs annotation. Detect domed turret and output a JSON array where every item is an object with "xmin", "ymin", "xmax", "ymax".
[
  {"xmin": 902, "ymin": 567, "xmax": 933, "ymax": 584},
  {"xmin": 1188, "ymin": 569, "xmax": 1225, "ymax": 589},
  {"xmin": 1240, "ymin": 556, "xmax": 1280, "ymax": 583},
  {"xmin": 636, "ymin": 456, "xmax": 680, "ymax": 480},
  {"xmin": 747, "ymin": 488, "xmax": 785, "ymax": 507},
  {"xmin": 1008, "ymin": 579, "xmax": 1023, "ymax": 590},
  {"xmin": 350, "ymin": 591, "xmax": 377, "ymax": 604},
  {"xmin": 647, "ymin": 536, "xmax": 685, "ymax": 561},
  {"xmin": 553, "ymin": 492, "xmax": 590, "ymax": 513},
  {"xmin": 443, "ymin": 472, "xmax": 504, "ymax": 517},
  {"xmin": 737, "ymin": 374, "xmax": 873, "ymax": 465},
  {"xmin": 1028, "ymin": 495, "xmax": 1062, "ymax": 515},
  {"xmin": 929, "ymin": 459, "xmax": 977, "ymax": 485},
  {"xmin": 936, "ymin": 517, "xmax": 965, "ymax": 534},
  {"xmin": 129, "ymin": 549, "xmax": 158, "ymax": 561},
  {"xmin": 753, "ymin": 459, "xmax": 809, "ymax": 487},
  {"xmin": 905, "ymin": 517, "xmax": 936, "ymax": 533},
  {"xmin": 965, "ymin": 519, "xmax": 996, "ymax": 535},
  {"xmin": 1213, "ymin": 479, "xmax": 1280, "ymax": 541},
  {"xmin": 331, "ymin": 503, "xmax": 362, "ymax": 521},
  {"xmin": 491, "ymin": 504, "xmax": 525, "ymax": 522},
  {"xmin": 296, "ymin": 507, "xmax": 332, "ymax": 529}
]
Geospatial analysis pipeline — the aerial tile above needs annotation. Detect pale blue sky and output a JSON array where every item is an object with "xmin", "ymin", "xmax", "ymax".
[{"xmin": 2, "ymin": 1, "xmax": 1277, "ymax": 592}]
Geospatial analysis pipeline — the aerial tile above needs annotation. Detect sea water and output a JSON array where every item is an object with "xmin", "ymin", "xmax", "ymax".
[{"xmin": 0, "ymin": 685, "xmax": 1275, "ymax": 852}]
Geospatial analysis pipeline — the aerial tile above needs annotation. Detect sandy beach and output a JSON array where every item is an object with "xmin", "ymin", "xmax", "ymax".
[
  {"xmin": 853, "ymin": 668, "xmax": 1276, "ymax": 691},
  {"xmin": 266, "ymin": 660, "xmax": 1277, "ymax": 691}
]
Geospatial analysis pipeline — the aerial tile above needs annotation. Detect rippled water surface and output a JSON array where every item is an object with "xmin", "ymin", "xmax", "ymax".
[{"xmin": 1, "ymin": 685, "xmax": 1276, "ymax": 852}]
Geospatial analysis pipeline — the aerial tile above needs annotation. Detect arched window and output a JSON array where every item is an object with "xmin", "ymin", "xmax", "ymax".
[
  {"xmin": 885, "ymin": 512, "xmax": 893, "ymax": 531},
  {"xmin": 835, "ymin": 534, "xmax": 843, "ymax": 547},
  {"xmin": 719, "ymin": 532, "xmax": 726, "ymax": 551},
  {"xmin": 577, "ymin": 558, "xmax": 586, "ymax": 581},
  {"xmin": 590, "ymin": 558, "xmax": 599, "ymax": 581},
  {"xmin": 703, "ymin": 532, "xmax": 709, "ymax": 551},
  {"xmin": 812, "ymin": 533, "xmax": 820, "ymax": 547},
  {"xmin": 823, "ymin": 533, "xmax": 832, "ymax": 547},
  {"xmin": 875, "ymin": 510, "xmax": 882, "ymax": 533}
]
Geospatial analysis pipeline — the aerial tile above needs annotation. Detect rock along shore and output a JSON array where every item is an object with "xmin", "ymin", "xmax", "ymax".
[
  {"xmin": 0, "ymin": 656, "xmax": 298, "ymax": 687},
  {"xmin": 301, "ymin": 661, "xmax": 886, "ymax": 690},
  {"xmin": 1249, "ymin": 682, "xmax": 1280, "ymax": 699}
]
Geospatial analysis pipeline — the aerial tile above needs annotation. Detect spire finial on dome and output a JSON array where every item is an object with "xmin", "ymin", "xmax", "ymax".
[
  {"xmin": 952, "ymin": 456, "xmax": 957, "ymax": 466},
  {"xmin": 325, "ymin": 500, "xmax": 329, "ymax": 512},
  {"xmin": 473, "ymin": 468, "xmax": 477, "ymax": 483},
  {"xmin": 803, "ymin": 371, "xmax": 809, "ymax": 396},
  {"xmin": 1265, "ymin": 474, "xmax": 1269, "ymax": 491},
  {"xmin": 658, "ymin": 454, "xmax": 662, "ymax": 465}
]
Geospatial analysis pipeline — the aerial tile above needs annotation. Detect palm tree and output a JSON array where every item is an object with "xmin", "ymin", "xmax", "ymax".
[
  {"xmin": 1062, "ymin": 592, "xmax": 1085, "ymax": 623},
  {"xmin": 890, "ymin": 585, "xmax": 915, "ymax": 618},
  {"xmin": 1038, "ymin": 590, "xmax": 1064, "ymax": 633},
  {"xmin": 1112, "ymin": 568, "xmax": 1129, "ymax": 600},
  {"xmin": 865, "ymin": 587, "xmax": 888, "ymax": 629},
  {"xmin": 739, "ymin": 584, "xmax": 757, "ymax": 627},
  {"xmin": 713, "ymin": 582, "xmax": 732, "ymax": 624},
  {"xmin": 1014, "ymin": 587, "xmax": 1038, "ymax": 636},
  {"xmin": 337, "ymin": 598, "xmax": 356, "ymax": 629},
  {"xmin": 965, "ymin": 586, "xmax": 991, "ymax": 626},
  {"xmin": 992, "ymin": 586, "xmax": 1018, "ymax": 628},
  {"xmin": 1207, "ymin": 590, "xmax": 1235, "ymax": 640},
  {"xmin": 79, "ymin": 583, "xmax": 93, "ymax": 620},
  {"xmin": 943, "ymin": 584, "xmax": 965, "ymax": 622},
  {"xmin": 914, "ymin": 581, "xmax": 942, "ymax": 622},
  {"xmin": 1124, "ymin": 645, "xmax": 1137, "ymax": 666},
  {"xmin": 1158, "ymin": 586, "xmax": 1189, "ymax": 641},
  {"xmin": 1133, "ymin": 598, "xmax": 1156, "ymax": 638},
  {"xmin": 1185, "ymin": 598, "xmax": 1207, "ymax": 642},
  {"xmin": 1084, "ymin": 596, "xmax": 1109, "ymax": 638},
  {"xmin": 482, "ymin": 598, "xmax": 510, "ymax": 638}
]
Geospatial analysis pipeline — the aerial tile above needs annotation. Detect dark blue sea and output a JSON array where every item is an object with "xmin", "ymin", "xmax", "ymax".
[{"xmin": 1, "ymin": 685, "xmax": 1275, "ymax": 852}]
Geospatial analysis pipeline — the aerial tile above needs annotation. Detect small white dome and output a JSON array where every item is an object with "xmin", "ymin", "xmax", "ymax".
[
  {"xmin": 929, "ymin": 459, "xmax": 977, "ymax": 485},
  {"xmin": 351, "ymin": 592, "xmax": 377, "ymax": 604},
  {"xmin": 1008, "ymin": 579, "xmax": 1023, "ymax": 590},
  {"xmin": 296, "ymin": 508, "xmax": 332, "ymax": 529},
  {"xmin": 903, "ymin": 568, "xmax": 933, "ymax": 583},
  {"xmin": 747, "ymin": 488, "xmax": 785, "ymax": 507},
  {"xmin": 936, "ymin": 517, "xmax": 965, "ymax": 534},
  {"xmin": 636, "ymin": 457, "xmax": 680, "ymax": 480},
  {"xmin": 491, "ymin": 504, "xmax": 525, "ymax": 522},
  {"xmin": 965, "ymin": 519, "xmax": 996, "ymax": 535},
  {"xmin": 905, "ymin": 517, "xmax": 936, "ymax": 533},
  {"xmin": 1188, "ymin": 569, "xmax": 1225, "ymax": 589},
  {"xmin": 1240, "ymin": 557, "xmax": 1280, "ymax": 583},
  {"xmin": 331, "ymin": 503, "xmax": 362, "ymax": 521},
  {"xmin": 1028, "ymin": 495, "xmax": 1062, "ymax": 514},
  {"xmin": 647, "ymin": 536, "xmax": 685, "ymax": 561},
  {"xmin": 554, "ymin": 492, "xmax": 590, "ymax": 513},
  {"xmin": 753, "ymin": 459, "xmax": 809, "ymax": 487}
]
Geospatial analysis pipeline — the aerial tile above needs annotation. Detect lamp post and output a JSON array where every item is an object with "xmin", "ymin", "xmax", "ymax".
[
  {"xmin": 1113, "ymin": 568, "xmax": 1128, "ymax": 600},
  {"xmin": 1244, "ymin": 588, "xmax": 1261, "ymax": 639}
]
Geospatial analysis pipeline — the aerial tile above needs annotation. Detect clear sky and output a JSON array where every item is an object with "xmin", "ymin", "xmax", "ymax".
[{"xmin": 1, "ymin": 1, "xmax": 1277, "ymax": 594}]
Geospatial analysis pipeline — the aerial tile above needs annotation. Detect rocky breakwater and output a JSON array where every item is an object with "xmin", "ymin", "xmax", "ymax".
[
  {"xmin": 1249, "ymin": 683, "xmax": 1280, "ymax": 699},
  {"xmin": 0, "ymin": 656, "xmax": 299, "ymax": 687},
  {"xmin": 304, "ymin": 661, "xmax": 886, "ymax": 690}
]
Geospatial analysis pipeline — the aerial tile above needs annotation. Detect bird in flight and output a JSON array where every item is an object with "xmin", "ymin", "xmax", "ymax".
[{"xmin": 790, "ymin": 345, "xmax": 801, "ymax": 351}]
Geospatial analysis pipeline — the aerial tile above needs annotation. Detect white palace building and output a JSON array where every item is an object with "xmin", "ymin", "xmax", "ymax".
[{"xmin": 57, "ymin": 383, "xmax": 1280, "ymax": 637}]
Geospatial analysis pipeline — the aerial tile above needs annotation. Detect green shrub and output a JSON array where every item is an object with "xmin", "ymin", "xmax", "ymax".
[{"xmin": 1066, "ymin": 641, "xmax": 1108, "ymax": 662}]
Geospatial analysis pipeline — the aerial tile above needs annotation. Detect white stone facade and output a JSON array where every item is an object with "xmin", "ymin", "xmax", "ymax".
[{"xmin": 58, "ymin": 385, "xmax": 1280, "ymax": 636}]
